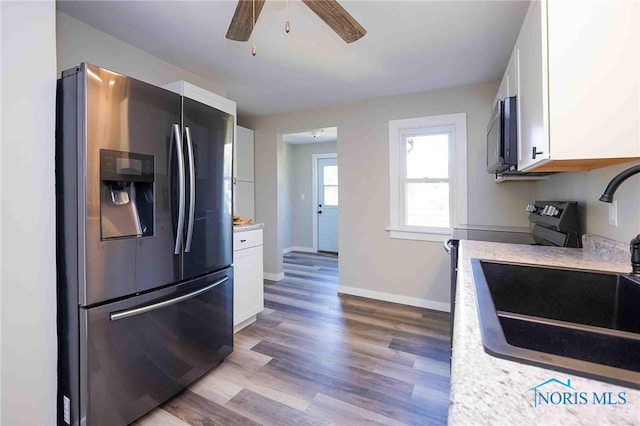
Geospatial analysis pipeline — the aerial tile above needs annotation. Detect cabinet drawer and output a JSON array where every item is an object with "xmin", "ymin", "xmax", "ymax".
[{"xmin": 233, "ymin": 229, "xmax": 262, "ymax": 250}]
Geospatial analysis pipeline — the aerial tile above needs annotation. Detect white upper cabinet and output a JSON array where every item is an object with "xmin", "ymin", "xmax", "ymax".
[
  {"xmin": 505, "ymin": 48, "xmax": 518, "ymax": 99},
  {"xmin": 233, "ymin": 126, "xmax": 255, "ymax": 218},
  {"xmin": 494, "ymin": 48, "xmax": 515, "ymax": 105},
  {"xmin": 516, "ymin": 0, "xmax": 549, "ymax": 170},
  {"xmin": 234, "ymin": 126, "xmax": 254, "ymax": 182},
  {"xmin": 501, "ymin": 0, "xmax": 639, "ymax": 172},
  {"xmin": 163, "ymin": 81, "xmax": 236, "ymax": 117},
  {"xmin": 546, "ymin": 1, "xmax": 639, "ymax": 163}
]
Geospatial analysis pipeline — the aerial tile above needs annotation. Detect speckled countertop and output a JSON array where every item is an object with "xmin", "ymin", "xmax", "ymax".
[
  {"xmin": 449, "ymin": 240, "xmax": 639, "ymax": 425},
  {"xmin": 233, "ymin": 223, "xmax": 263, "ymax": 232}
]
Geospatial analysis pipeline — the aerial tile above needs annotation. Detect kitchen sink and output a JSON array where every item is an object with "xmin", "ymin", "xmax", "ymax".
[{"xmin": 472, "ymin": 259, "xmax": 640, "ymax": 389}]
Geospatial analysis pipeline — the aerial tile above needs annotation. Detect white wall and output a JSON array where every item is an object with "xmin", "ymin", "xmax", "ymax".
[
  {"xmin": 537, "ymin": 161, "xmax": 640, "ymax": 243},
  {"xmin": 288, "ymin": 141, "xmax": 337, "ymax": 250},
  {"xmin": 247, "ymin": 82, "xmax": 537, "ymax": 307},
  {"xmin": 56, "ymin": 12, "xmax": 226, "ymax": 96},
  {"xmin": 1, "ymin": 1, "xmax": 58, "ymax": 424}
]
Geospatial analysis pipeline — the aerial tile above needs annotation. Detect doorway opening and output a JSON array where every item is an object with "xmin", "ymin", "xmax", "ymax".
[{"xmin": 281, "ymin": 126, "xmax": 339, "ymax": 281}]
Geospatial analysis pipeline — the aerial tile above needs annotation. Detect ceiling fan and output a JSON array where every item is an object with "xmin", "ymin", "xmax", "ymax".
[{"xmin": 225, "ymin": 0, "xmax": 366, "ymax": 44}]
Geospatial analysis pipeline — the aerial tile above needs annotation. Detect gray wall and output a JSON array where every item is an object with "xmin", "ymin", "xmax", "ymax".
[
  {"xmin": 288, "ymin": 141, "xmax": 338, "ymax": 250},
  {"xmin": 280, "ymin": 141, "xmax": 294, "ymax": 252},
  {"xmin": 247, "ymin": 82, "xmax": 537, "ymax": 306},
  {"xmin": 1, "ymin": 1, "xmax": 58, "ymax": 423},
  {"xmin": 537, "ymin": 161, "xmax": 640, "ymax": 243},
  {"xmin": 56, "ymin": 12, "xmax": 226, "ymax": 96}
]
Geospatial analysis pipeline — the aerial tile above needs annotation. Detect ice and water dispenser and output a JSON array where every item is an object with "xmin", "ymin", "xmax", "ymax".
[{"xmin": 100, "ymin": 149, "xmax": 154, "ymax": 239}]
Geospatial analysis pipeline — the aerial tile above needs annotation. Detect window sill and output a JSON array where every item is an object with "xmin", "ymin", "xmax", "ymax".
[{"xmin": 385, "ymin": 227, "xmax": 451, "ymax": 242}]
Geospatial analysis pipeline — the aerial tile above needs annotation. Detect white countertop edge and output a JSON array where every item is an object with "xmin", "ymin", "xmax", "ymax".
[{"xmin": 233, "ymin": 223, "xmax": 264, "ymax": 232}]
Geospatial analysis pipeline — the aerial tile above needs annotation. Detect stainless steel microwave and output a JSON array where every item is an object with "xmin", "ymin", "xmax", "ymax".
[{"xmin": 487, "ymin": 96, "xmax": 517, "ymax": 174}]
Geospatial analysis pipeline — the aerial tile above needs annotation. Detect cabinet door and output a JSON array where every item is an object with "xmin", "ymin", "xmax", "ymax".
[
  {"xmin": 233, "ymin": 245, "xmax": 264, "ymax": 326},
  {"xmin": 235, "ymin": 181, "xmax": 255, "ymax": 219},
  {"xmin": 235, "ymin": 126, "xmax": 255, "ymax": 182},
  {"xmin": 547, "ymin": 1, "xmax": 639, "ymax": 160},
  {"xmin": 516, "ymin": 0, "xmax": 550, "ymax": 171},
  {"xmin": 494, "ymin": 74, "xmax": 508, "ymax": 106},
  {"xmin": 505, "ymin": 48, "xmax": 517, "ymax": 98}
]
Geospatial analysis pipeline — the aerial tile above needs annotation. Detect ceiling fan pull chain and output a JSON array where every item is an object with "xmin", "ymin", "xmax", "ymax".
[
  {"xmin": 251, "ymin": 0, "xmax": 257, "ymax": 56},
  {"xmin": 285, "ymin": 0, "xmax": 291, "ymax": 33}
]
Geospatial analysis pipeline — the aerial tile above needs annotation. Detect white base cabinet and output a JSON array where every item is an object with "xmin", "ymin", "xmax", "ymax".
[{"xmin": 233, "ymin": 228, "xmax": 264, "ymax": 332}]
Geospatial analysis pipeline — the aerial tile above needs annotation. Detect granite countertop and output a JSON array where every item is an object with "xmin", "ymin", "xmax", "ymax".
[
  {"xmin": 233, "ymin": 223, "xmax": 264, "ymax": 232},
  {"xmin": 449, "ymin": 240, "xmax": 639, "ymax": 425}
]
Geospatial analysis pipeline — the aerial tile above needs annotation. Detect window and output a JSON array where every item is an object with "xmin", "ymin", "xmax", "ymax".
[
  {"xmin": 322, "ymin": 165, "xmax": 338, "ymax": 206},
  {"xmin": 387, "ymin": 113, "xmax": 467, "ymax": 241}
]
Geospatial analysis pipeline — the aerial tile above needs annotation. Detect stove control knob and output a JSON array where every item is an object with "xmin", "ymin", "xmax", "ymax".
[
  {"xmin": 542, "ymin": 205, "xmax": 549, "ymax": 215},
  {"xmin": 551, "ymin": 206, "xmax": 559, "ymax": 217},
  {"xmin": 525, "ymin": 203, "xmax": 535, "ymax": 212}
]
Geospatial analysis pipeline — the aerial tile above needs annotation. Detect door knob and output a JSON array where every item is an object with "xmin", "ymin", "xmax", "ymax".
[
  {"xmin": 318, "ymin": 204, "xmax": 322, "ymax": 207},
  {"xmin": 318, "ymin": 211, "xmax": 322, "ymax": 214}
]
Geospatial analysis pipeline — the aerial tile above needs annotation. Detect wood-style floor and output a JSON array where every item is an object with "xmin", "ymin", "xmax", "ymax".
[{"xmin": 135, "ymin": 252, "xmax": 451, "ymax": 426}]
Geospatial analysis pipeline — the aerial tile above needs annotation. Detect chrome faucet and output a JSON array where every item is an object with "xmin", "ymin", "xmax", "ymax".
[{"xmin": 599, "ymin": 164, "xmax": 640, "ymax": 276}]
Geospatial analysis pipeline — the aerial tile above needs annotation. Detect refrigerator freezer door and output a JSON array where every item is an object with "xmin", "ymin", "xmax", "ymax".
[
  {"xmin": 182, "ymin": 97, "xmax": 233, "ymax": 278},
  {"xmin": 80, "ymin": 267, "xmax": 233, "ymax": 425},
  {"xmin": 81, "ymin": 64, "xmax": 182, "ymax": 305}
]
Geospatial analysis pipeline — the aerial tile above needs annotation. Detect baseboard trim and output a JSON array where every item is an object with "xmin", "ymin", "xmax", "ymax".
[
  {"xmin": 337, "ymin": 285, "xmax": 451, "ymax": 313},
  {"xmin": 233, "ymin": 316, "xmax": 257, "ymax": 333},
  {"xmin": 283, "ymin": 246, "xmax": 317, "ymax": 254},
  {"xmin": 263, "ymin": 272, "xmax": 285, "ymax": 282}
]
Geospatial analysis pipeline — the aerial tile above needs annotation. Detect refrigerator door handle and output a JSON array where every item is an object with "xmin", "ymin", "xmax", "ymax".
[
  {"xmin": 184, "ymin": 126, "xmax": 196, "ymax": 252},
  {"xmin": 173, "ymin": 124, "xmax": 185, "ymax": 255},
  {"xmin": 110, "ymin": 276, "xmax": 229, "ymax": 321}
]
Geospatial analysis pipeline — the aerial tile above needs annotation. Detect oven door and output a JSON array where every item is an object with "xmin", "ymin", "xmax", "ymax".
[{"xmin": 79, "ymin": 267, "xmax": 233, "ymax": 425}]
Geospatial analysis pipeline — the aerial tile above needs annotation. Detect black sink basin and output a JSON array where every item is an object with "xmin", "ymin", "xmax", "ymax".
[{"xmin": 472, "ymin": 259, "xmax": 640, "ymax": 389}]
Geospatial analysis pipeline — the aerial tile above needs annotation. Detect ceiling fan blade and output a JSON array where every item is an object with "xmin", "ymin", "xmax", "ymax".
[
  {"xmin": 226, "ymin": 0, "xmax": 266, "ymax": 42},
  {"xmin": 301, "ymin": 0, "xmax": 366, "ymax": 43}
]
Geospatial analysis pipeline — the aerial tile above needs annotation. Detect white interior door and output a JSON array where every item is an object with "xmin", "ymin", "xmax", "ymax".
[{"xmin": 317, "ymin": 157, "xmax": 338, "ymax": 252}]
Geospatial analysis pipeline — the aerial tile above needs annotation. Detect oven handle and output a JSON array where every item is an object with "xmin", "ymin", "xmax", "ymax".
[
  {"xmin": 109, "ymin": 276, "xmax": 229, "ymax": 321},
  {"xmin": 444, "ymin": 238, "xmax": 453, "ymax": 254}
]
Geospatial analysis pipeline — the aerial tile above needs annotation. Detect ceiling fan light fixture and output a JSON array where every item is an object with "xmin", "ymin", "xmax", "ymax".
[
  {"xmin": 226, "ymin": 0, "xmax": 366, "ymax": 50},
  {"xmin": 285, "ymin": 0, "xmax": 291, "ymax": 33},
  {"xmin": 251, "ymin": 0, "xmax": 257, "ymax": 56}
]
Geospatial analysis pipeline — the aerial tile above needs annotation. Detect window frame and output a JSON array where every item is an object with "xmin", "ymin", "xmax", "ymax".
[{"xmin": 387, "ymin": 113, "xmax": 467, "ymax": 242}]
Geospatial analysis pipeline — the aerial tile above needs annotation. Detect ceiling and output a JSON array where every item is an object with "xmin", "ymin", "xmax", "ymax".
[
  {"xmin": 56, "ymin": 1, "xmax": 529, "ymax": 119},
  {"xmin": 283, "ymin": 127, "xmax": 338, "ymax": 144}
]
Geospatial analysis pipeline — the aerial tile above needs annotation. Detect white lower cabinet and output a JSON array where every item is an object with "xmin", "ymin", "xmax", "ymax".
[{"xmin": 233, "ymin": 229, "xmax": 264, "ymax": 332}]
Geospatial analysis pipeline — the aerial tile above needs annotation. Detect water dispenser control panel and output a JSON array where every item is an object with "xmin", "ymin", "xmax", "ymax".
[
  {"xmin": 100, "ymin": 149, "xmax": 154, "ymax": 182},
  {"xmin": 100, "ymin": 149, "xmax": 155, "ymax": 240}
]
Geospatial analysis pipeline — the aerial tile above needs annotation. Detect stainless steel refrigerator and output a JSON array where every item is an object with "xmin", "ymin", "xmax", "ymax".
[{"xmin": 56, "ymin": 64, "xmax": 234, "ymax": 425}]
